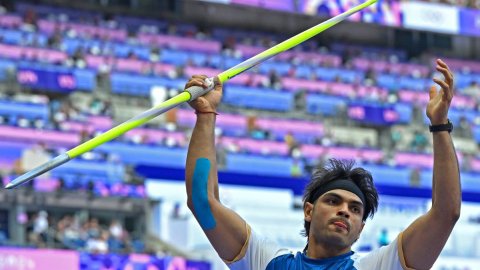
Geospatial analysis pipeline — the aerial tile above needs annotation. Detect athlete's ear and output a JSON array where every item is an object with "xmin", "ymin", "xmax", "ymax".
[{"xmin": 304, "ymin": 202, "xmax": 314, "ymax": 222}]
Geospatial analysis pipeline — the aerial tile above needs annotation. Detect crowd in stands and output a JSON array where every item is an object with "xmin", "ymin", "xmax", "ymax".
[
  {"xmin": 0, "ymin": 2, "xmax": 479, "ymax": 183},
  {"xmin": 25, "ymin": 210, "xmax": 144, "ymax": 254},
  {"xmin": 421, "ymin": 0, "xmax": 480, "ymax": 9}
]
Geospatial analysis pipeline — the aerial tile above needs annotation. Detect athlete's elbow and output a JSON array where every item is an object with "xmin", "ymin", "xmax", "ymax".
[{"xmin": 187, "ymin": 194, "xmax": 217, "ymax": 214}]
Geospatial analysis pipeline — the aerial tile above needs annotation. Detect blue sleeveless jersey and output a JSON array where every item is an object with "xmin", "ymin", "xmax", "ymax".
[
  {"xmin": 266, "ymin": 251, "xmax": 356, "ymax": 270},
  {"xmin": 229, "ymin": 228, "xmax": 409, "ymax": 270}
]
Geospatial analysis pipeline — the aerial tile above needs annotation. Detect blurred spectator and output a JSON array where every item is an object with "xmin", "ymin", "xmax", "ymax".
[
  {"xmin": 285, "ymin": 132, "xmax": 299, "ymax": 156},
  {"xmin": 410, "ymin": 130, "xmax": 429, "ymax": 152},
  {"xmin": 377, "ymin": 228, "xmax": 390, "ymax": 247},
  {"xmin": 29, "ymin": 211, "xmax": 49, "ymax": 248},
  {"xmin": 216, "ymin": 138, "xmax": 227, "ymax": 170},
  {"xmin": 461, "ymin": 153, "xmax": 473, "ymax": 173},
  {"xmin": 290, "ymin": 159, "xmax": 302, "ymax": 178},
  {"xmin": 456, "ymin": 116, "xmax": 472, "ymax": 138},
  {"xmin": 20, "ymin": 142, "xmax": 51, "ymax": 177},
  {"xmin": 409, "ymin": 167, "xmax": 421, "ymax": 188},
  {"xmin": 463, "ymin": 81, "xmax": 480, "ymax": 101},
  {"xmin": 86, "ymin": 230, "xmax": 109, "ymax": 254}
]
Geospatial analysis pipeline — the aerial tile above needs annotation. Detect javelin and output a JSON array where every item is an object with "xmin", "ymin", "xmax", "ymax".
[{"xmin": 5, "ymin": 0, "xmax": 377, "ymax": 189}]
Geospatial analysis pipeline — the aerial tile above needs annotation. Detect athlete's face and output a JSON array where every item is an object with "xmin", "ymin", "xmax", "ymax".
[{"xmin": 304, "ymin": 189, "xmax": 365, "ymax": 251}]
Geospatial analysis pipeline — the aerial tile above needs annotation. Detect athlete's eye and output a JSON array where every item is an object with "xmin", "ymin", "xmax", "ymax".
[{"xmin": 351, "ymin": 206, "xmax": 360, "ymax": 213}]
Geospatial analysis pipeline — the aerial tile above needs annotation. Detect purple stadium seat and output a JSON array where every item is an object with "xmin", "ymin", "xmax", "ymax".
[
  {"xmin": 300, "ymin": 145, "xmax": 383, "ymax": 162},
  {"xmin": 176, "ymin": 109, "xmax": 247, "ymax": 130},
  {"xmin": 60, "ymin": 121, "xmax": 94, "ymax": 133},
  {"xmin": 471, "ymin": 159, "xmax": 480, "ymax": 171},
  {"xmin": 236, "ymin": 44, "xmax": 264, "ymax": 57},
  {"xmin": 357, "ymin": 85, "xmax": 388, "ymax": 99},
  {"xmin": 255, "ymin": 118, "xmax": 324, "ymax": 136},
  {"xmin": 124, "ymin": 129, "xmax": 186, "ymax": 145},
  {"xmin": 282, "ymin": 77, "xmax": 328, "ymax": 92},
  {"xmin": 38, "ymin": 20, "xmax": 127, "ymax": 41},
  {"xmin": 184, "ymin": 66, "xmax": 266, "ymax": 86},
  {"xmin": 153, "ymin": 63, "xmax": 175, "ymax": 75},
  {"xmin": 221, "ymin": 137, "xmax": 289, "ymax": 155},
  {"xmin": 88, "ymin": 116, "xmax": 113, "ymax": 131},
  {"xmin": 352, "ymin": 58, "xmax": 430, "ymax": 77},
  {"xmin": 0, "ymin": 44, "xmax": 22, "ymax": 59},
  {"xmin": 395, "ymin": 152, "xmax": 433, "ymax": 168},
  {"xmin": 329, "ymin": 82, "xmax": 355, "ymax": 97},
  {"xmin": 278, "ymin": 52, "xmax": 341, "ymax": 67},
  {"xmin": 0, "ymin": 15, "xmax": 22, "ymax": 28},
  {"xmin": 24, "ymin": 47, "xmax": 68, "ymax": 63},
  {"xmin": 115, "ymin": 58, "xmax": 149, "ymax": 73},
  {"xmin": 138, "ymin": 34, "xmax": 221, "ymax": 53},
  {"xmin": 0, "ymin": 44, "xmax": 68, "ymax": 63},
  {"xmin": 442, "ymin": 58, "xmax": 480, "ymax": 73},
  {"xmin": 388, "ymin": 63, "xmax": 430, "ymax": 77},
  {"xmin": 0, "ymin": 126, "xmax": 80, "ymax": 146},
  {"xmin": 399, "ymin": 90, "xmax": 475, "ymax": 109},
  {"xmin": 184, "ymin": 66, "xmax": 218, "ymax": 78}
]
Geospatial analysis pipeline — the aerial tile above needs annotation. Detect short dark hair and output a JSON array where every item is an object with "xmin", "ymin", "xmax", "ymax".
[{"xmin": 301, "ymin": 159, "xmax": 379, "ymax": 237}]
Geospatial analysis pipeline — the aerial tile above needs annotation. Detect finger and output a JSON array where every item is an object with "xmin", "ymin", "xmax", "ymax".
[
  {"xmin": 191, "ymin": 74, "xmax": 208, "ymax": 80},
  {"xmin": 429, "ymin": 85, "xmax": 437, "ymax": 100},
  {"xmin": 433, "ymin": 78, "xmax": 451, "ymax": 102},
  {"xmin": 435, "ymin": 65, "xmax": 455, "ymax": 98},
  {"xmin": 186, "ymin": 78, "xmax": 208, "ymax": 89},
  {"xmin": 436, "ymin": 66, "xmax": 453, "ymax": 82},
  {"xmin": 436, "ymin": 59, "xmax": 451, "ymax": 71}
]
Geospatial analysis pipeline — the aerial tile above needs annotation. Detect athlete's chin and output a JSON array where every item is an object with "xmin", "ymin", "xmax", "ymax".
[{"xmin": 321, "ymin": 232, "xmax": 351, "ymax": 247}]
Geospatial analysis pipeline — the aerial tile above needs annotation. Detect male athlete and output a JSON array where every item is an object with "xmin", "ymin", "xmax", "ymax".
[{"xmin": 184, "ymin": 59, "xmax": 460, "ymax": 269}]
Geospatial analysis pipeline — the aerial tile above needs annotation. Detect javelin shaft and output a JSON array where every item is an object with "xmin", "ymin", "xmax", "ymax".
[
  {"xmin": 5, "ymin": 0, "xmax": 377, "ymax": 189},
  {"xmin": 217, "ymin": 0, "xmax": 377, "ymax": 82},
  {"xmin": 5, "ymin": 92, "xmax": 191, "ymax": 189}
]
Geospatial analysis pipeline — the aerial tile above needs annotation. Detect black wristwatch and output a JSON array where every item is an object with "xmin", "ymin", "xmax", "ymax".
[{"xmin": 429, "ymin": 119, "xmax": 453, "ymax": 133}]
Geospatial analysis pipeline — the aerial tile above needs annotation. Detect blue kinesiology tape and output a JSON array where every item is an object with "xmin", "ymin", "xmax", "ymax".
[{"xmin": 192, "ymin": 158, "xmax": 216, "ymax": 230}]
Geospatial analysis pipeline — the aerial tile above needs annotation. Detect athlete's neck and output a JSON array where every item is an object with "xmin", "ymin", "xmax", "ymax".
[{"xmin": 305, "ymin": 241, "xmax": 352, "ymax": 259}]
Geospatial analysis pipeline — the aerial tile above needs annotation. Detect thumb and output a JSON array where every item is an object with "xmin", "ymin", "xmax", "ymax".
[{"xmin": 429, "ymin": 85, "xmax": 437, "ymax": 100}]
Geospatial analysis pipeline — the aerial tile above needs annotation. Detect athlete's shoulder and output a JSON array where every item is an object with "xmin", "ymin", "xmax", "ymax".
[{"xmin": 265, "ymin": 251, "xmax": 298, "ymax": 270}]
